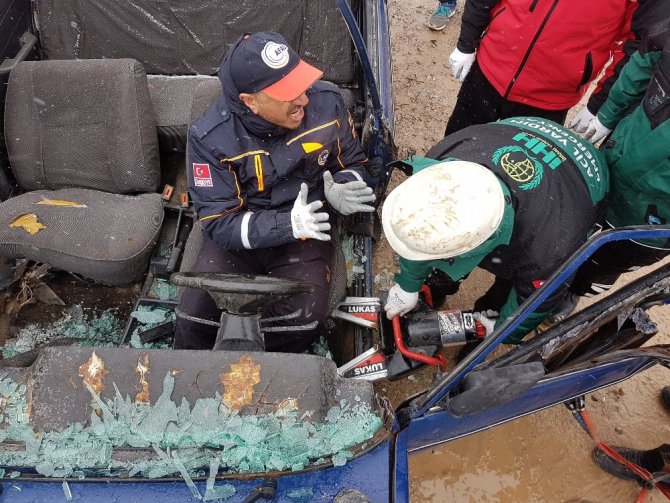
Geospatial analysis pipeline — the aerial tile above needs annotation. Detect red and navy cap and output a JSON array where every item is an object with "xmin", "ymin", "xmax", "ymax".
[{"xmin": 229, "ymin": 32, "xmax": 323, "ymax": 102}]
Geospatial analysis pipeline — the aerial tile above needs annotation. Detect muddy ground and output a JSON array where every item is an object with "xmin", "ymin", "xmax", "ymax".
[{"xmin": 383, "ymin": 1, "xmax": 670, "ymax": 501}]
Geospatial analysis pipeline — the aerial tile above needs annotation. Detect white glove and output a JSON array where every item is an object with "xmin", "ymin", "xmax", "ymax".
[
  {"xmin": 385, "ymin": 284, "xmax": 419, "ymax": 320},
  {"xmin": 449, "ymin": 48, "xmax": 476, "ymax": 83},
  {"xmin": 323, "ymin": 171, "xmax": 376, "ymax": 215},
  {"xmin": 473, "ymin": 309, "xmax": 499, "ymax": 336},
  {"xmin": 568, "ymin": 106, "xmax": 596, "ymax": 134},
  {"xmin": 583, "ymin": 116, "xmax": 612, "ymax": 144},
  {"xmin": 291, "ymin": 183, "xmax": 331, "ymax": 241}
]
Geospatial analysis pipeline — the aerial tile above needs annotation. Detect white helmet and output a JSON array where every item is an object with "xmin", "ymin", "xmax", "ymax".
[{"xmin": 382, "ymin": 160, "xmax": 505, "ymax": 261}]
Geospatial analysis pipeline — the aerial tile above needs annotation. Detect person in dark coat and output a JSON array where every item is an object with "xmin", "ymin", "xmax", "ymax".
[
  {"xmin": 382, "ymin": 117, "xmax": 609, "ymax": 344},
  {"xmin": 175, "ymin": 32, "xmax": 375, "ymax": 352}
]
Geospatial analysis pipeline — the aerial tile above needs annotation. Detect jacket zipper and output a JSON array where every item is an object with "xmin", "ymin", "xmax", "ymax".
[
  {"xmin": 504, "ymin": 0, "xmax": 560, "ymax": 99},
  {"xmin": 576, "ymin": 52, "xmax": 593, "ymax": 91}
]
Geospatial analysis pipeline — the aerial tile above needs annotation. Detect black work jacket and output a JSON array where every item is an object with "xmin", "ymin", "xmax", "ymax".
[{"xmin": 425, "ymin": 117, "xmax": 609, "ymax": 290}]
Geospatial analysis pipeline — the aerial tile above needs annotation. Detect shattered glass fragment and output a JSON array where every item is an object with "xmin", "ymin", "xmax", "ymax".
[
  {"xmin": 203, "ymin": 483, "xmax": 236, "ymax": 501},
  {"xmin": 148, "ymin": 278, "xmax": 178, "ymax": 301},
  {"xmin": 310, "ymin": 336, "xmax": 333, "ymax": 359},
  {"xmin": 172, "ymin": 451, "xmax": 202, "ymax": 500},
  {"xmin": 203, "ymin": 458, "xmax": 236, "ymax": 501},
  {"xmin": 341, "ymin": 235, "xmax": 365, "ymax": 287},
  {"xmin": 137, "ymin": 374, "xmax": 178, "ymax": 441},
  {"xmin": 287, "ymin": 487, "xmax": 314, "ymax": 500},
  {"xmin": 2, "ymin": 306, "xmax": 123, "ymax": 358},
  {"xmin": 131, "ymin": 306, "xmax": 171, "ymax": 325},
  {"xmin": 129, "ymin": 305, "xmax": 175, "ymax": 350},
  {"xmin": 62, "ymin": 480, "xmax": 73, "ymax": 501}
]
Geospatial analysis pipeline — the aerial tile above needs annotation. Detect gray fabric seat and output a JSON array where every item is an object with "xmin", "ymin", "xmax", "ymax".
[
  {"xmin": 33, "ymin": 0, "xmax": 359, "ymax": 152},
  {"xmin": 35, "ymin": 0, "xmax": 356, "ymax": 84},
  {"xmin": 147, "ymin": 75, "xmax": 220, "ymax": 151},
  {"xmin": 0, "ymin": 59, "xmax": 164, "ymax": 285}
]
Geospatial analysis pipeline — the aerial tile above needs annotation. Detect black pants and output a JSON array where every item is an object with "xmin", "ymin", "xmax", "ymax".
[
  {"xmin": 659, "ymin": 444, "xmax": 670, "ymax": 467},
  {"xmin": 445, "ymin": 60, "xmax": 570, "ymax": 135},
  {"xmin": 570, "ymin": 225, "xmax": 670, "ymax": 297},
  {"xmin": 174, "ymin": 236, "xmax": 334, "ymax": 353}
]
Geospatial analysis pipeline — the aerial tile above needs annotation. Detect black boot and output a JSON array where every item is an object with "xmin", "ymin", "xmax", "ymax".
[
  {"xmin": 592, "ymin": 446, "xmax": 665, "ymax": 485},
  {"xmin": 455, "ymin": 340, "xmax": 481, "ymax": 363},
  {"xmin": 661, "ymin": 386, "xmax": 670, "ymax": 411}
]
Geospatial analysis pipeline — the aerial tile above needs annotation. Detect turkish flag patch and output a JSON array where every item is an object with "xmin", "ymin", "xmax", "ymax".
[
  {"xmin": 532, "ymin": 280, "xmax": 545, "ymax": 289},
  {"xmin": 193, "ymin": 163, "xmax": 213, "ymax": 187}
]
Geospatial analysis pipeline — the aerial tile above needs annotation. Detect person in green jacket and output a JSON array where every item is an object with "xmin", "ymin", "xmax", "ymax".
[
  {"xmin": 382, "ymin": 117, "xmax": 609, "ymax": 343},
  {"xmin": 573, "ymin": 28, "xmax": 670, "ymax": 297}
]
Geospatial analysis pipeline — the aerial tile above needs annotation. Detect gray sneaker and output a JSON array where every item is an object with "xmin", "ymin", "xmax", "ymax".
[{"xmin": 428, "ymin": 2, "xmax": 455, "ymax": 31}]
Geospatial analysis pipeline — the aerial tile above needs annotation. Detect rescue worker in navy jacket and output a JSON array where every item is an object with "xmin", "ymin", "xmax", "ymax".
[{"xmin": 175, "ymin": 32, "xmax": 375, "ymax": 352}]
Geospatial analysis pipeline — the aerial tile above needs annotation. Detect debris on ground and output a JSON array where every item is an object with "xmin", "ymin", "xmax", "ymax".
[
  {"xmin": 128, "ymin": 305, "xmax": 175, "ymax": 349},
  {"xmin": 2, "ymin": 305, "xmax": 122, "ymax": 358}
]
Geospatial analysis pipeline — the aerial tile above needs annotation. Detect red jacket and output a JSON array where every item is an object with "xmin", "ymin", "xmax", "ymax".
[{"xmin": 457, "ymin": 0, "xmax": 637, "ymax": 110}]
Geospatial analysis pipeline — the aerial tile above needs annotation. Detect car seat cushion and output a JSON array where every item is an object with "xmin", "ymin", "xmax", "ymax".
[{"xmin": 0, "ymin": 188, "xmax": 164, "ymax": 285}]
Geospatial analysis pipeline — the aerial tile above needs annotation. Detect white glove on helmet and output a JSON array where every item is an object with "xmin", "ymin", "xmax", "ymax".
[
  {"xmin": 583, "ymin": 116, "xmax": 612, "ymax": 144},
  {"xmin": 449, "ymin": 48, "xmax": 476, "ymax": 83},
  {"xmin": 291, "ymin": 183, "xmax": 331, "ymax": 241},
  {"xmin": 323, "ymin": 170, "xmax": 376, "ymax": 215},
  {"xmin": 385, "ymin": 284, "xmax": 419, "ymax": 320},
  {"xmin": 568, "ymin": 106, "xmax": 596, "ymax": 134}
]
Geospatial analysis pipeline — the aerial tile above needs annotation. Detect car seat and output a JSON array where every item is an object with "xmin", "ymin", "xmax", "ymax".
[{"xmin": 0, "ymin": 58, "xmax": 164, "ymax": 285}]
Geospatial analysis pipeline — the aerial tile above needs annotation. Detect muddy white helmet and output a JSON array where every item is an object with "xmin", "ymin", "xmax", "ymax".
[{"xmin": 382, "ymin": 160, "xmax": 505, "ymax": 261}]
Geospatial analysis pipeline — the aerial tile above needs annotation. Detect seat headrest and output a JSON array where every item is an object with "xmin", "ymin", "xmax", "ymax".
[{"xmin": 5, "ymin": 59, "xmax": 160, "ymax": 194}]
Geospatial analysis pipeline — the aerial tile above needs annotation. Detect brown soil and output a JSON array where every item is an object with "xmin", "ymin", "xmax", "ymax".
[{"xmin": 385, "ymin": 2, "xmax": 670, "ymax": 501}]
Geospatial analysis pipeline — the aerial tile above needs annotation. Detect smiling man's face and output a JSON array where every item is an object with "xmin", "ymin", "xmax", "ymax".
[{"xmin": 240, "ymin": 91, "xmax": 309, "ymax": 129}]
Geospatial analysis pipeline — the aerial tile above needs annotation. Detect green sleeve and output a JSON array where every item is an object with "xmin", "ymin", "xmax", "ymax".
[
  {"xmin": 395, "ymin": 258, "xmax": 434, "ymax": 292},
  {"xmin": 598, "ymin": 50, "xmax": 662, "ymax": 129},
  {"xmin": 394, "ymin": 245, "xmax": 496, "ymax": 293},
  {"xmin": 496, "ymin": 290, "xmax": 550, "ymax": 344}
]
